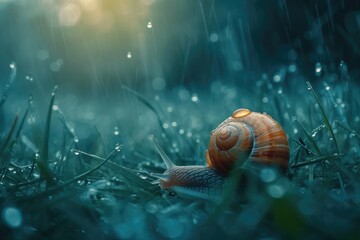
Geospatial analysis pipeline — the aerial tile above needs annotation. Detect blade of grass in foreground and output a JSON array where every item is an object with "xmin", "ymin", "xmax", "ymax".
[
  {"xmin": 306, "ymin": 81, "xmax": 340, "ymax": 154},
  {"xmin": 74, "ymin": 149, "xmax": 158, "ymax": 192},
  {"xmin": 0, "ymin": 112, "xmax": 19, "ymax": 159},
  {"xmin": 121, "ymin": 85, "xmax": 165, "ymax": 134},
  {"xmin": 0, "ymin": 62, "xmax": 17, "ymax": 108},
  {"xmin": 295, "ymin": 120, "xmax": 321, "ymax": 156},
  {"xmin": 16, "ymin": 147, "xmax": 121, "ymax": 202},
  {"xmin": 290, "ymin": 153, "xmax": 345, "ymax": 169},
  {"xmin": 38, "ymin": 86, "xmax": 58, "ymax": 187}
]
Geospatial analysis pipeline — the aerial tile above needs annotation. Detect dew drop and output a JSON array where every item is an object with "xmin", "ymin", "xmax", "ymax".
[
  {"xmin": 167, "ymin": 106, "xmax": 173, "ymax": 112},
  {"xmin": 232, "ymin": 108, "xmax": 251, "ymax": 118},
  {"xmin": 147, "ymin": 21, "xmax": 152, "ymax": 28},
  {"xmin": 115, "ymin": 143, "xmax": 122, "ymax": 151},
  {"xmin": 210, "ymin": 33, "xmax": 219, "ymax": 42},
  {"xmin": 191, "ymin": 94, "xmax": 199, "ymax": 102},
  {"xmin": 9, "ymin": 63, "xmax": 15, "ymax": 69},
  {"xmin": 126, "ymin": 52, "xmax": 132, "ymax": 59},
  {"xmin": 114, "ymin": 126, "xmax": 120, "ymax": 136},
  {"xmin": 273, "ymin": 74, "xmax": 281, "ymax": 83},
  {"xmin": 315, "ymin": 62, "xmax": 322, "ymax": 76}
]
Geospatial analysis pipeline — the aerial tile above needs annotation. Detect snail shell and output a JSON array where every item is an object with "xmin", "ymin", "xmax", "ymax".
[
  {"xmin": 151, "ymin": 108, "xmax": 290, "ymax": 200},
  {"xmin": 206, "ymin": 108, "xmax": 290, "ymax": 174}
]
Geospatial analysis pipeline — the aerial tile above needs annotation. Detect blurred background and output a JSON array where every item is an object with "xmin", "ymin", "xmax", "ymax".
[{"xmin": 1, "ymin": 0, "xmax": 360, "ymax": 95}]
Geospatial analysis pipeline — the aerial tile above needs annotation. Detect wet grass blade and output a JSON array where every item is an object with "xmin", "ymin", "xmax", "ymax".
[
  {"xmin": 38, "ymin": 86, "xmax": 58, "ymax": 187},
  {"xmin": 17, "ymin": 148, "xmax": 120, "ymax": 202},
  {"xmin": 121, "ymin": 85, "xmax": 165, "ymax": 134},
  {"xmin": 0, "ymin": 112, "xmax": 19, "ymax": 158},
  {"xmin": 15, "ymin": 96, "xmax": 32, "ymax": 140},
  {"xmin": 290, "ymin": 153, "xmax": 344, "ymax": 169},
  {"xmin": 0, "ymin": 63, "xmax": 17, "ymax": 108},
  {"xmin": 306, "ymin": 81, "xmax": 340, "ymax": 154},
  {"xmin": 75, "ymin": 149, "xmax": 158, "ymax": 192},
  {"xmin": 295, "ymin": 120, "xmax": 321, "ymax": 156}
]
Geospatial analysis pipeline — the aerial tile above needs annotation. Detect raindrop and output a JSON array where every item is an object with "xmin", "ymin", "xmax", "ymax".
[
  {"xmin": 262, "ymin": 97, "xmax": 268, "ymax": 103},
  {"xmin": 186, "ymin": 132, "xmax": 192, "ymax": 138},
  {"xmin": 115, "ymin": 143, "xmax": 122, "ymax": 151},
  {"xmin": 162, "ymin": 123, "xmax": 169, "ymax": 129},
  {"xmin": 171, "ymin": 121, "xmax": 177, "ymax": 127},
  {"xmin": 147, "ymin": 21, "xmax": 152, "ymax": 28},
  {"xmin": 325, "ymin": 86, "xmax": 330, "ymax": 91},
  {"xmin": 74, "ymin": 136, "xmax": 79, "ymax": 143},
  {"xmin": 315, "ymin": 62, "xmax": 322, "ymax": 76},
  {"xmin": 210, "ymin": 33, "xmax": 219, "ymax": 42},
  {"xmin": 179, "ymin": 129, "xmax": 185, "ymax": 134},
  {"xmin": 191, "ymin": 94, "xmax": 199, "ymax": 102},
  {"xmin": 273, "ymin": 74, "xmax": 281, "ymax": 83},
  {"xmin": 126, "ymin": 52, "xmax": 132, "ymax": 59},
  {"xmin": 114, "ymin": 126, "xmax": 120, "ymax": 136},
  {"xmin": 52, "ymin": 105, "xmax": 60, "ymax": 111},
  {"xmin": 293, "ymin": 128, "xmax": 298, "ymax": 134},
  {"xmin": 25, "ymin": 75, "xmax": 34, "ymax": 81},
  {"xmin": 72, "ymin": 149, "xmax": 80, "ymax": 155},
  {"xmin": 2, "ymin": 207, "xmax": 22, "ymax": 228},
  {"xmin": 288, "ymin": 64, "xmax": 297, "ymax": 73},
  {"xmin": 9, "ymin": 63, "xmax": 15, "ymax": 69},
  {"xmin": 166, "ymin": 106, "xmax": 173, "ymax": 112}
]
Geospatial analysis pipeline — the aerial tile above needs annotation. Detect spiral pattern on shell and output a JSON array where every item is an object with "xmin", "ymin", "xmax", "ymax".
[{"xmin": 206, "ymin": 108, "xmax": 290, "ymax": 174}]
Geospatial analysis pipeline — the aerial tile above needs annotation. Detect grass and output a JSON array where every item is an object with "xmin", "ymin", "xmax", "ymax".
[{"xmin": 0, "ymin": 64, "xmax": 360, "ymax": 239}]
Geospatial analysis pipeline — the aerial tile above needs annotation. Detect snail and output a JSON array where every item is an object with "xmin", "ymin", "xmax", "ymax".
[{"xmin": 152, "ymin": 108, "xmax": 290, "ymax": 200}]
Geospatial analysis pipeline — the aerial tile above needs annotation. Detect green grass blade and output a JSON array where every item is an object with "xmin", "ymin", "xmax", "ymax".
[
  {"xmin": 15, "ymin": 96, "xmax": 33, "ymax": 139},
  {"xmin": 75, "ymin": 149, "xmax": 158, "ymax": 191},
  {"xmin": 121, "ymin": 85, "xmax": 165, "ymax": 134},
  {"xmin": 0, "ymin": 63, "xmax": 17, "ymax": 108},
  {"xmin": 290, "ymin": 153, "xmax": 344, "ymax": 169},
  {"xmin": 39, "ymin": 86, "xmax": 58, "ymax": 186},
  {"xmin": 306, "ymin": 81, "xmax": 340, "ymax": 154},
  {"xmin": 295, "ymin": 120, "xmax": 321, "ymax": 156},
  {"xmin": 0, "ymin": 112, "xmax": 19, "ymax": 158},
  {"xmin": 17, "ymin": 147, "xmax": 120, "ymax": 202}
]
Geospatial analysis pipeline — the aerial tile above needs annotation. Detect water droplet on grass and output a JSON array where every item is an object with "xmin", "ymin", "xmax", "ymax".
[
  {"xmin": 315, "ymin": 62, "xmax": 322, "ymax": 76},
  {"xmin": 114, "ymin": 126, "xmax": 120, "ymax": 135},
  {"xmin": 147, "ymin": 21, "xmax": 152, "ymax": 28},
  {"xmin": 115, "ymin": 143, "xmax": 121, "ymax": 151},
  {"xmin": 126, "ymin": 52, "xmax": 132, "ymax": 58}
]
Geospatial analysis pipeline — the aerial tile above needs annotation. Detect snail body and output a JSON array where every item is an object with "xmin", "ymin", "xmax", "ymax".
[{"xmin": 152, "ymin": 108, "xmax": 290, "ymax": 200}]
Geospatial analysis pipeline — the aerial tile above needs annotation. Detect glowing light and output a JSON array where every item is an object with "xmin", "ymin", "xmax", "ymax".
[{"xmin": 59, "ymin": 3, "xmax": 82, "ymax": 26}]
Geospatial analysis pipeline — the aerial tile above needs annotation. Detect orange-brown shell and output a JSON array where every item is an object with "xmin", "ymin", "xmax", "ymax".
[{"xmin": 206, "ymin": 108, "xmax": 290, "ymax": 174}]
